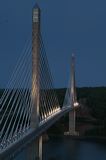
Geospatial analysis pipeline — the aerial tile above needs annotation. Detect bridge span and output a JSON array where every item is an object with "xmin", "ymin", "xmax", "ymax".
[{"xmin": 0, "ymin": 4, "xmax": 79, "ymax": 160}]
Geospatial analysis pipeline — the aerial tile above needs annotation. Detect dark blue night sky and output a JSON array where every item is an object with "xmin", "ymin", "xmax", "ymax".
[{"xmin": 0, "ymin": 0, "xmax": 106, "ymax": 88}]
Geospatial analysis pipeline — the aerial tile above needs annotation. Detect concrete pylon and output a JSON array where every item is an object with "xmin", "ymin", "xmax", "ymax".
[
  {"xmin": 31, "ymin": 4, "xmax": 40, "ymax": 129},
  {"xmin": 69, "ymin": 54, "xmax": 78, "ymax": 136},
  {"xmin": 28, "ymin": 4, "xmax": 42, "ymax": 160}
]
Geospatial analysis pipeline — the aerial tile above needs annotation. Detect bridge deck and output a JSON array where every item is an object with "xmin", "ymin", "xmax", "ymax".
[{"xmin": 0, "ymin": 106, "xmax": 71, "ymax": 159}]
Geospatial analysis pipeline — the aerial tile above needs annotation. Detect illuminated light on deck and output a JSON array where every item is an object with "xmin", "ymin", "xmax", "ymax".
[
  {"xmin": 39, "ymin": 106, "xmax": 62, "ymax": 126},
  {"xmin": 49, "ymin": 111, "xmax": 51, "ymax": 115},
  {"xmin": 56, "ymin": 108, "xmax": 58, "ymax": 112},
  {"xmin": 52, "ymin": 109, "xmax": 54, "ymax": 112},
  {"xmin": 54, "ymin": 108, "xmax": 57, "ymax": 112},
  {"xmin": 57, "ymin": 108, "xmax": 60, "ymax": 111},
  {"xmin": 55, "ymin": 108, "xmax": 58, "ymax": 112},
  {"xmin": 51, "ymin": 109, "xmax": 54, "ymax": 114},
  {"xmin": 73, "ymin": 102, "xmax": 79, "ymax": 107}
]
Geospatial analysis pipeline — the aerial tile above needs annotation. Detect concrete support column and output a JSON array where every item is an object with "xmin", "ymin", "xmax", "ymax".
[
  {"xmin": 69, "ymin": 109, "xmax": 76, "ymax": 135},
  {"xmin": 31, "ymin": 4, "xmax": 40, "ymax": 129},
  {"xmin": 28, "ymin": 4, "xmax": 42, "ymax": 160},
  {"xmin": 35, "ymin": 136, "xmax": 42, "ymax": 160},
  {"xmin": 27, "ymin": 136, "xmax": 42, "ymax": 160},
  {"xmin": 68, "ymin": 54, "xmax": 77, "ymax": 136}
]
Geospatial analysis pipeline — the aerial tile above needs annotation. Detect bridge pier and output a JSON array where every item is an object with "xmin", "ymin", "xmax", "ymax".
[
  {"xmin": 69, "ymin": 109, "xmax": 76, "ymax": 135},
  {"xmin": 66, "ymin": 54, "xmax": 79, "ymax": 136},
  {"xmin": 27, "ymin": 136, "xmax": 42, "ymax": 160},
  {"xmin": 68, "ymin": 54, "xmax": 79, "ymax": 136},
  {"xmin": 69, "ymin": 109, "xmax": 79, "ymax": 135},
  {"xmin": 35, "ymin": 136, "xmax": 42, "ymax": 160}
]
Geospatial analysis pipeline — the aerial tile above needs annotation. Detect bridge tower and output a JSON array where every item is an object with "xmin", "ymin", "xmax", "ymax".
[
  {"xmin": 29, "ymin": 4, "xmax": 42, "ymax": 160},
  {"xmin": 69, "ymin": 54, "xmax": 79, "ymax": 135}
]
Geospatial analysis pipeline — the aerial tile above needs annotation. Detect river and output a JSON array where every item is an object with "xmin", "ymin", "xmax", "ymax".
[
  {"xmin": 43, "ymin": 137, "xmax": 106, "ymax": 160},
  {"xmin": 15, "ymin": 137, "xmax": 106, "ymax": 160}
]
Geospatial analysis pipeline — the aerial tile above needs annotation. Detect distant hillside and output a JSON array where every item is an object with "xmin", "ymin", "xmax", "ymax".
[{"xmin": 77, "ymin": 87, "xmax": 106, "ymax": 120}]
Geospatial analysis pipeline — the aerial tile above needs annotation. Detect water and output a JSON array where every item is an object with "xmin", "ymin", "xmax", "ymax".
[
  {"xmin": 15, "ymin": 137, "xmax": 106, "ymax": 160},
  {"xmin": 43, "ymin": 137, "xmax": 106, "ymax": 160}
]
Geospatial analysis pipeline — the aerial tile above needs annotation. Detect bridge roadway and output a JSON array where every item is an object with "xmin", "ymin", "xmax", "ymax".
[{"xmin": 0, "ymin": 106, "xmax": 72, "ymax": 160}]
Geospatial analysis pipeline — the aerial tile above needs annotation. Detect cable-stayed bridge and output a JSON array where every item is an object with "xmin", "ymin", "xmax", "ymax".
[{"xmin": 0, "ymin": 4, "xmax": 79, "ymax": 160}]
